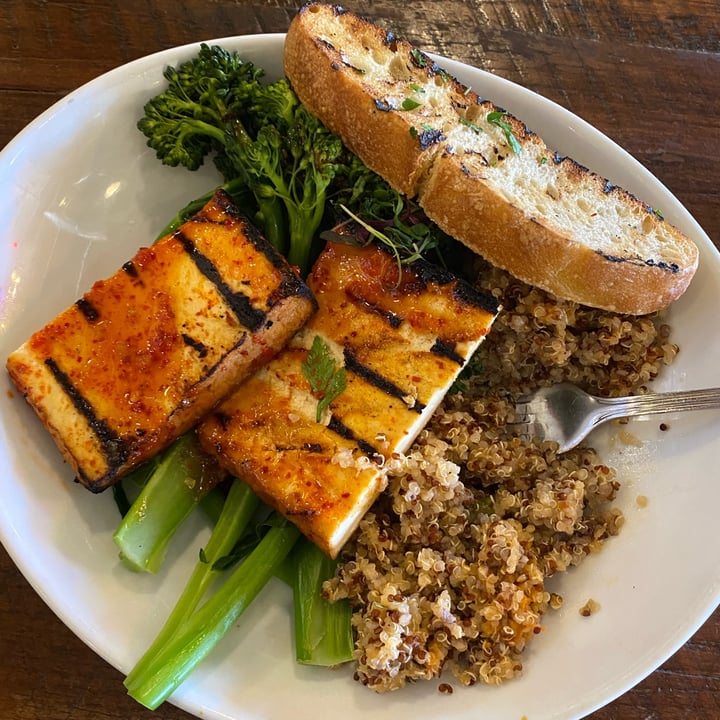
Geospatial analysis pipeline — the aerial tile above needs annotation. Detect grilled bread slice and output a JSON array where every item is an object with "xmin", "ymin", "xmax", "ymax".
[
  {"xmin": 284, "ymin": 3, "xmax": 699, "ymax": 315},
  {"xmin": 6, "ymin": 190, "xmax": 316, "ymax": 492},
  {"xmin": 197, "ymin": 240, "xmax": 499, "ymax": 557}
]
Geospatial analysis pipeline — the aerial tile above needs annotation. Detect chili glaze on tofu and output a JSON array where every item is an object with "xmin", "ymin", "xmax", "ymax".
[
  {"xmin": 6, "ymin": 189, "xmax": 316, "ymax": 492},
  {"xmin": 198, "ymin": 240, "xmax": 499, "ymax": 557}
]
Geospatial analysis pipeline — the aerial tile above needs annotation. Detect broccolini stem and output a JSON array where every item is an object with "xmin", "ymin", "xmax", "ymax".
[
  {"xmin": 292, "ymin": 537, "xmax": 354, "ymax": 666},
  {"xmin": 113, "ymin": 433, "xmax": 212, "ymax": 573},
  {"xmin": 286, "ymin": 189, "xmax": 328, "ymax": 276},
  {"xmin": 254, "ymin": 194, "xmax": 288, "ymax": 255},
  {"xmin": 125, "ymin": 520, "xmax": 300, "ymax": 710},
  {"xmin": 124, "ymin": 479, "xmax": 260, "ymax": 688}
]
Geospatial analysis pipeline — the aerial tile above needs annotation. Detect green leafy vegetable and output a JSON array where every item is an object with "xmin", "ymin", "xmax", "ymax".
[
  {"xmin": 302, "ymin": 335, "xmax": 347, "ymax": 422},
  {"xmin": 292, "ymin": 537, "xmax": 353, "ymax": 666},
  {"xmin": 123, "ymin": 42, "xmax": 457, "ymax": 707},
  {"xmin": 487, "ymin": 111, "xmax": 521, "ymax": 154},
  {"xmin": 211, "ymin": 508, "xmax": 286, "ymax": 571},
  {"xmin": 410, "ymin": 48, "xmax": 428, "ymax": 68},
  {"xmin": 401, "ymin": 97, "xmax": 422, "ymax": 111},
  {"xmin": 328, "ymin": 153, "xmax": 449, "ymax": 268},
  {"xmin": 137, "ymin": 43, "xmax": 347, "ymax": 274},
  {"xmin": 338, "ymin": 201, "xmax": 446, "ymax": 273},
  {"xmin": 124, "ymin": 479, "xmax": 261, "ymax": 693},
  {"xmin": 111, "ymin": 481, "xmax": 133, "ymax": 517},
  {"xmin": 126, "ymin": 518, "xmax": 300, "ymax": 710},
  {"xmin": 153, "ymin": 176, "xmax": 253, "ymax": 240},
  {"xmin": 113, "ymin": 433, "xmax": 221, "ymax": 573}
]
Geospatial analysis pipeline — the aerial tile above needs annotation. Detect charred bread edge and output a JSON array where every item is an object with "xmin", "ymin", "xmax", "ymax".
[{"xmin": 284, "ymin": 3, "xmax": 699, "ymax": 315}]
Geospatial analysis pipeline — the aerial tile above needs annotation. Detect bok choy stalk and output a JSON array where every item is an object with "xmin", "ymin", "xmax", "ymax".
[
  {"xmin": 125, "ymin": 516, "xmax": 300, "ymax": 710},
  {"xmin": 124, "ymin": 478, "xmax": 260, "ymax": 689},
  {"xmin": 292, "ymin": 537, "xmax": 353, "ymax": 666},
  {"xmin": 113, "ymin": 433, "xmax": 222, "ymax": 573}
]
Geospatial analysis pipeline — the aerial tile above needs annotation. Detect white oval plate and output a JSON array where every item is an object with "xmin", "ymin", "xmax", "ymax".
[{"xmin": 0, "ymin": 34, "xmax": 718, "ymax": 720}]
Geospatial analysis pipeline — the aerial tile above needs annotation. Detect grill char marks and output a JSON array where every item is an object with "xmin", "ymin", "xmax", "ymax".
[
  {"xmin": 122, "ymin": 260, "xmax": 139, "ymax": 278},
  {"xmin": 346, "ymin": 290, "xmax": 403, "ymax": 328},
  {"xmin": 6, "ymin": 189, "xmax": 317, "ymax": 492},
  {"xmin": 196, "ymin": 239, "xmax": 499, "ymax": 557},
  {"xmin": 409, "ymin": 256, "xmax": 501, "ymax": 315},
  {"xmin": 43, "ymin": 357, "xmax": 128, "ymax": 490},
  {"xmin": 176, "ymin": 230, "xmax": 267, "ymax": 333},
  {"xmin": 182, "ymin": 332, "xmax": 209, "ymax": 359},
  {"xmin": 430, "ymin": 338, "xmax": 466, "ymax": 365},
  {"xmin": 343, "ymin": 347, "xmax": 424, "ymax": 413},
  {"xmin": 327, "ymin": 415, "xmax": 381, "ymax": 458},
  {"xmin": 275, "ymin": 273, "xmax": 316, "ymax": 306},
  {"xmin": 75, "ymin": 298, "xmax": 100, "ymax": 322}
]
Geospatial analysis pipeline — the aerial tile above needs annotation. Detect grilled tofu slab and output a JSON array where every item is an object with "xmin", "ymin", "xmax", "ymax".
[
  {"xmin": 6, "ymin": 190, "xmax": 316, "ymax": 492},
  {"xmin": 198, "ymin": 240, "xmax": 499, "ymax": 557}
]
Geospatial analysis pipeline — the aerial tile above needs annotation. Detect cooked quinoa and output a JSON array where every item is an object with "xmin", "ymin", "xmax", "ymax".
[{"xmin": 324, "ymin": 263, "xmax": 679, "ymax": 693}]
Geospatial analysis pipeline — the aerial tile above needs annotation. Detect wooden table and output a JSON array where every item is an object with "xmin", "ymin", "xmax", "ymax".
[{"xmin": 1, "ymin": 2, "xmax": 718, "ymax": 718}]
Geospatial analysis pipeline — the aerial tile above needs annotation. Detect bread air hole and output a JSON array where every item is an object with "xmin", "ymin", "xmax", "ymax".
[
  {"xmin": 576, "ymin": 197, "xmax": 591, "ymax": 213},
  {"xmin": 388, "ymin": 54, "xmax": 411, "ymax": 80},
  {"xmin": 372, "ymin": 46, "xmax": 392, "ymax": 66},
  {"xmin": 546, "ymin": 182, "xmax": 560, "ymax": 200}
]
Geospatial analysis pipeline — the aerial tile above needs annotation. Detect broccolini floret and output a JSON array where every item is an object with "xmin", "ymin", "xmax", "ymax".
[{"xmin": 137, "ymin": 43, "xmax": 345, "ymax": 274}]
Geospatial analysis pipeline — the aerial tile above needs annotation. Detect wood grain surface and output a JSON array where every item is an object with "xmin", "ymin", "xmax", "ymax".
[{"xmin": 1, "ymin": 2, "xmax": 718, "ymax": 719}]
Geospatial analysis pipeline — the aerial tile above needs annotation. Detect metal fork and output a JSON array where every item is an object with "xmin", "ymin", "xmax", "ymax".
[{"xmin": 512, "ymin": 383, "xmax": 720, "ymax": 453}]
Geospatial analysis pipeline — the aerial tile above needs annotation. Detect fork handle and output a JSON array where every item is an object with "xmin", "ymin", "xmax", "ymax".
[{"xmin": 595, "ymin": 387, "xmax": 720, "ymax": 424}]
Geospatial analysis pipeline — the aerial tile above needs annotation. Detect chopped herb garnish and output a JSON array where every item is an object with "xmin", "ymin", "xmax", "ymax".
[
  {"xmin": 539, "ymin": 155, "xmax": 548, "ymax": 165},
  {"xmin": 302, "ymin": 335, "xmax": 347, "ymax": 423},
  {"xmin": 401, "ymin": 97, "xmax": 422, "ymax": 111},
  {"xmin": 409, "ymin": 126, "xmax": 418, "ymax": 138},
  {"xmin": 487, "ymin": 111, "xmax": 521, "ymax": 154},
  {"xmin": 410, "ymin": 83, "xmax": 426, "ymax": 93},
  {"xmin": 460, "ymin": 117, "xmax": 484, "ymax": 134},
  {"xmin": 338, "ymin": 202, "xmax": 442, "ymax": 281},
  {"xmin": 411, "ymin": 48, "xmax": 427, "ymax": 68}
]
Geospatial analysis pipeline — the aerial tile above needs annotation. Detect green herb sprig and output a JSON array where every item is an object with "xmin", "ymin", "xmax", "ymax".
[
  {"xmin": 487, "ymin": 111, "xmax": 521, "ymax": 154},
  {"xmin": 302, "ymin": 335, "xmax": 347, "ymax": 422},
  {"xmin": 401, "ymin": 97, "xmax": 422, "ymax": 111}
]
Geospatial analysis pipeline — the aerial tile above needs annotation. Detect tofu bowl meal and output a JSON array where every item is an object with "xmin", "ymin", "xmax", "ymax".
[{"xmin": 0, "ymin": 19, "xmax": 719, "ymax": 720}]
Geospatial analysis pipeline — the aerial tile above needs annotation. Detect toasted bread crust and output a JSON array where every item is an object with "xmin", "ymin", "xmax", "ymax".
[
  {"xmin": 421, "ymin": 149, "xmax": 697, "ymax": 314},
  {"xmin": 284, "ymin": 3, "xmax": 699, "ymax": 314},
  {"xmin": 283, "ymin": 4, "xmax": 441, "ymax": 196}
]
